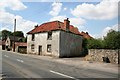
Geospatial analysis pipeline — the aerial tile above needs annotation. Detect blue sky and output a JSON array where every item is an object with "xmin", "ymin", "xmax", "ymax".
[{"xmin": 0, "ymin": 0, "xmax": 118, "ymax": 38}]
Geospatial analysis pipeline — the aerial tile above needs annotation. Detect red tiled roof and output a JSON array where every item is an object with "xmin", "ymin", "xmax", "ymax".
[
  {"xmin": 27, "ymin": 21, "xmax": 80, "ymax": 35},
  {"xmin": 80, "ymin": 32, "xmax": 92, "ymax": 39}
]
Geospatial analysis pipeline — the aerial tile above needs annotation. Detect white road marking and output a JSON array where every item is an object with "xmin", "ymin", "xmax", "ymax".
[
  {"xmin": 4, "ymin": 55, "xmax": 8, "ymax": 57},
  {"xmin": 16, "ymin": 59, "xmax": 24, "ymax": 63},
  {"xmin": 50, "ymin": 70, "xmax": 79, "ymax": 80}
]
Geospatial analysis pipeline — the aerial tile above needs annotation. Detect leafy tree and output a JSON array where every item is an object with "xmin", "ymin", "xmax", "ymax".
[
  {"xmin": 19, "ymin": 37, "xmax": 27, "ymax": 42},
  {"xmin": 12, "ymin": 31, "xmax": 24, "ymax": 37},
  {"xmin": 104, "ymin": 30, "xmax": 120, "ymax": 49},
  {"xmin": 82, "ymin": 38, "xmax": 88, "ymax": 56},
  {"xmin": 88, "ymin": 38, "xmax": 103, "ymax": 49},
  {"xmin": 1, "ymin": 30, "xmax": 12, "ymax": 40}
]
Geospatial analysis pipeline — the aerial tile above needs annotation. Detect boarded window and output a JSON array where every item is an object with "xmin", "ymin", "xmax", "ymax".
[
  {"xmin": 31, "ymin": 44, "xmax": 34, "ymax": 52},
  {"xmin": 47, "ymin": 31, "xmax": 52, "ymax": 40},
  {"xmin": 32, "ymin": 34, "xmax": 35, "ymax": 41},
  {"xmin": 47, "ymin": 44, "xmax": 51, "ymax": 52}
]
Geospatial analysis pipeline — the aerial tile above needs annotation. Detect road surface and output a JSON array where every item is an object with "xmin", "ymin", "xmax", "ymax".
[{"xmin": 1, "ymin": 50, "xmax": 119, "ymax": 80}]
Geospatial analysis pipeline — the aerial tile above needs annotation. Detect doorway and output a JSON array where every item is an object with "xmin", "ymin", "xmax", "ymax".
[{"xmin": 38, "ymin": 45, "xmax": 42, "ymax": 55}]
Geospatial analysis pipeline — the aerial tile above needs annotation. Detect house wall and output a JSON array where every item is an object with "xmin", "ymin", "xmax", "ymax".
[
  {"xmin": 59, "ymin": 31, "xmax": 83, "ymax": 57},
  {"xmin": 27, "ymin": 31, "xmax": 60, "ymax": 56},
  {"xmin": 6, "ymin": 37, "xmax": 10, "ymax": 47}
]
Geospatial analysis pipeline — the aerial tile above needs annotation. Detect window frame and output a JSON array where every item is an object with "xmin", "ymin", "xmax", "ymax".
[
  {"xmin": 47, "ymin": 31, "xmax": 52, "ymax": 40},
  {"xmin": 31, "ymin": 44, "xmax": 35, "ymax": 52},
  {"xmin": 32, "ymin": 34, "xmax": 35, "ymax": 41},
  {"xmin": 47, "ymin": 44, "xmax": 52, "ymax": 52}
]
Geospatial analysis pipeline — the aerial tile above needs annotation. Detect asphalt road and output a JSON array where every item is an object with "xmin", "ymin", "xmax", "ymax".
[{"xmin": 1, "ymin": 50, "xmax": 119, "ymax": 80}]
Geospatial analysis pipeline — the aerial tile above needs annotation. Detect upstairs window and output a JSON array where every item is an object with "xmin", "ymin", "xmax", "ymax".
[
  {"xmin": 47, "ymin": 31, "xmax": 52, "ymax": 40},
  {"xmin": 32, "ymin": 34, "xmax": 35, "ymax": 41},
  {"xmin": 47, "ymin": 44, "xmax": 51, "ymax": 52}
]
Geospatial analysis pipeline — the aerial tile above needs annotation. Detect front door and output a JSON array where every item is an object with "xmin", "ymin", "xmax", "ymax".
[{"xmin": 38, "ymin": 45, "xmax": 42, "ymax": 55}]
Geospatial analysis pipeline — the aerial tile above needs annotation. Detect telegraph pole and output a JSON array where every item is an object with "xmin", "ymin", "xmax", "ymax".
[{"xmin": 13, "ymin": 19, "xmax": 16, "ymax": 52}]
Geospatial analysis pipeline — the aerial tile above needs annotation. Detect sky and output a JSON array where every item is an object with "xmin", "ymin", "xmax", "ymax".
[{"xmin": 0, "ymin": 0, "xmax": 119, "ymax": 38}]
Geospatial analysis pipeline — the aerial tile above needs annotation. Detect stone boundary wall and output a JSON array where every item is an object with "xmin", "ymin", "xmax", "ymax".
[{"xmin": 86, "ymin": 49, "xmax": 119, "ymax": 64}]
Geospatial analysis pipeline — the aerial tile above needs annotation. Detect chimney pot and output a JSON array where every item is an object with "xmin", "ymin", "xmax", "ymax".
[{"xmin": 34, "ymin": 25, "xmax": 38, "ymax": 28}]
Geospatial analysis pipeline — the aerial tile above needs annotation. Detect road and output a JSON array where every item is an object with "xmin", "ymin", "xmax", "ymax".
[{"xmin": 1, "ymin": 50, "xmax": 119, "ymax": 80}]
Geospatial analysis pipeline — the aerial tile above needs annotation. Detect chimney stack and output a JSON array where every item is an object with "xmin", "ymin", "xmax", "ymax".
[
  {"xmin": 34, "ymin": 25, "xmax": 38, "ymax": 28},
  {"xmin": 64, "ymin": 18, "xmax": 70, "ymax": 31}
]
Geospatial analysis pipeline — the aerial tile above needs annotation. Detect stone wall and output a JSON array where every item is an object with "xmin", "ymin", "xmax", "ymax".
[
  {"xmin": 18, "ymin": 46, "xmax": 27, "ymax": 54},
  {"xmin": 86, "ymin": 49, "xmax": 119, "ymax": 64}
]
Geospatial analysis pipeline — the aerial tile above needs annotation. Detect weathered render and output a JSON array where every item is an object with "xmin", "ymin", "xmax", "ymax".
[
  {"xmin": 27, "ymin": 31, "xmax": 60, "ymax": 56},
  {"xmin": 27, "ymin": 18, "xmax": 83, "ymax": 57},
  {"xmin": 59, "ymin": 31, "xmax": 83, "ymax": 57}
]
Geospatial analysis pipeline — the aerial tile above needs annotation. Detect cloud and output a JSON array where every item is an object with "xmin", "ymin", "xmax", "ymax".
[
  {"xmin": 0, "ymin": 25, "xmax": 11, "ymax": 31},
  {"xmin": 15, "ymin": 15, "xmax": 38, "ymax": 34},
  {"xmin": 71, "ymin": 0, "xmax": 118, "ymax": 20},
  {"xmin": 102, "ymin": 24, "xmax": 118, "ymax": 37},
  {"xmin": 93, "ymin": 24, "xmax": 118, "ymax": 39},
  {"xmin": 50, "ymin": 15, "xmax": 67, "ymax": 22},
  {"xmin": 49, "ymin": 15, "xmax": 86, "ymax": 31},
  {"xmin": 63, "ymin": 7, "xmax": 67, "ymax": 11},
  {"xmin": 69, "ymin": 18, "xmax": 86, "ymax": 29},
  {"xmin": 49, "ymin": 2, "xmax": 62, "ymax": 16},
  {"xmin": 0, "ymin": 0, "xmax": 27, "ymax": 11},
  {"xmin": 0, "ymin": 0, "xmax": 38, "ymax": 35}
]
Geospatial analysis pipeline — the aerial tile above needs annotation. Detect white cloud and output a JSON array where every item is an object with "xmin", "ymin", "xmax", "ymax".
[
  {"xmin": 49, "ymin": 2, "xmax": 62, "ymax": 16},
  {"xmin": 50, "ymin": 15, "xmax": 67, "ymax": 22},
  {"xmin": 0, "ymin": 0, "xmax": 38, "ymax": 35},
  {"xmin": 102, "ymin": 24, "xmax": 118, "ymax": 36},
  {"xmin": 93, "ymin": 24, "xmax": 118, "ymax": 39},
  {"xmin": 15, "ymin": 15, "xmax": 38, "ymax": 34},
  {"xmin": 0, "ymin": 26, "xmax": 11, "ymax": 31},
  {"xmin": 50, "ymin": 15, "xmax": 86, "ymax": 31},
  {"xmin": 0, "ymin": 11, "xmax": 15, "ymax": 24},
  {"xmin": 63, "ymin": 7, "xmax": 67, "ymax": 11},
  {"xmin": 69, "ymin": 18, "xmax": 86, "ymax": 29},
  {"xmin": 0, "ymin": 0, "xmax": 27, "ymax": 11},
  {"xmin": 71, "ymin": 0, "xmax": 118, "ymax": 20}
]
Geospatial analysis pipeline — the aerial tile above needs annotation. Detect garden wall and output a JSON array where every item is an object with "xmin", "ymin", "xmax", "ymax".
[{"xmin": 86, "ymin": 49, "xmax": 119, "ymax": 64}]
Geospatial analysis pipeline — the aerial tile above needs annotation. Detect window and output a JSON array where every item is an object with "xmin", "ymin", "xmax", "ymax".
[
  {"xmin": 32, "ymin": 34, "xmax": 35, "ymax": 41},
  {"xmin": 47, "ymin": 31, "xmax": 52, "ymax": 40},
  {"xmin": 31, "ymin": 44, "xmax": 34, "ymax": 52},
  {"xmin": 47, "ymin": 44, "xmax": 51, "ymax": 52}
]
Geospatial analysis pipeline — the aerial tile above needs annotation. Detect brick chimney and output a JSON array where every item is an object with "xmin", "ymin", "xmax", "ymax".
[{"xmin": 64, "ymin": 18, "xmax": 70, "ymax": 31}]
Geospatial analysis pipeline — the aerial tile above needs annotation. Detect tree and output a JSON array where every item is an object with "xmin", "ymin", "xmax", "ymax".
[
  {"xmin": 1, "ymin": 30, "xmax": 12, "ymax": 40},
  {"xmin": 82, "ymin": 38, "xmax": 88, "ymax": 56},
  {"xmin": 87, "ymin": 38, "xmax": 103, "ymax": 49},
  {"xmin": 12, "ymin": 31, "xmax": 24, "ymax": 37},
  {"xmin": 104, "ymin": 30, "xmax": 120, "ymax": 49}
]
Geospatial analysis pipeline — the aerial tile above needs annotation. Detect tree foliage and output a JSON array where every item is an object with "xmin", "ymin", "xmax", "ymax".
[
  {"xmin": 88, "ymin": 38, "xmax": 103, "ymax": 49},
  {"xmin": 104, "ymin": 30, "xmax": 120, "ymax": 49},
  {"xmin": 1, "ymin": 30, "xmax": 12, "ymax": 40},
  {"xmin": 87, "ymin": 30, "xmax": 120, "ymax": 49},
  {"xmin": 82, "ymin": 38, "xmax": 88, "ymax": 56},
  {"xmin": 12, "ymin": 31, "xmax": 24, "ymax": 37},
  {"xmin": 0, "ymin": 30, "xmax": 25, "ymax": 42}
]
